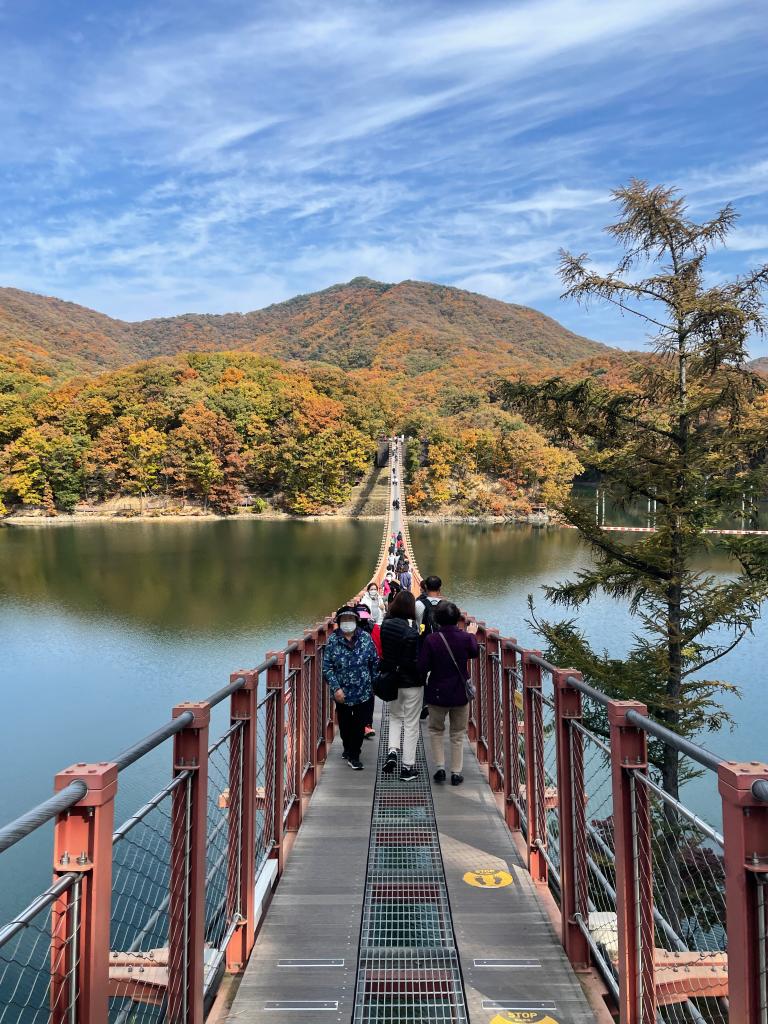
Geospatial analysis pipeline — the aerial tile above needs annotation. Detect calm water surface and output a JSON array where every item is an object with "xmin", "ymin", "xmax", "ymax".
[{"xmin": 1, "ymin": 519, "xmax": 765, "ymax": 908}]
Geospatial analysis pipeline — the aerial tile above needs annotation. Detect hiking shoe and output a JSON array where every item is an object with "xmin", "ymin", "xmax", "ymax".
[
  {"xmin": 419, "ymin": 706, "xmax": 430, "ymax": 721},
  {"xmin": 451, "ymin": 773, "xmax": 464, "ymax": 786},
  {"xmin": 433, "ymin": 768, "xmax": 446, "ymax": 783},
  {"xmin": 383, "ymin": 750, "xmax": 398, "ymax": 775},
  {"xmin": 348, "ymin": 759, "xmax": 364, "ymax": 771},
  {"xmin": 400, "ymin": 766, "xmax": 418, "ymax": 782},
  {"xmin": 364, "ymin": 725, "xmax": 376, "ymax": 739},
  {"xmin": 341, "ymin": 750, "xmax": 349, "ymax": 760}
]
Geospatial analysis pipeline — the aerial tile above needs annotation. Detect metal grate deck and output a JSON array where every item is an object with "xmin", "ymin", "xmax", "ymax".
[{"xmin": 352, "ymin": 710, "xmax": 469, "ymax": 1024}]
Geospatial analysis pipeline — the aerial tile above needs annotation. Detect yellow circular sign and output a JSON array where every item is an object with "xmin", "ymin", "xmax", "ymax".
[
  {"xmin": 462, "ymin": 868, "xmax": 514, "ymax": 888},
  {"xmin": 490, "ymin": 1014, "xmax": 559, "ymax": 1024}
]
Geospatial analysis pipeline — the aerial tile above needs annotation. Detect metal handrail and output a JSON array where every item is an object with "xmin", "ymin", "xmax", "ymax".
[
  {"xmin": 501, "ymin": 639, "xmax": 731, "ymax": 777},
  {"xmin": 0, "ymin": 782, "xmax": 88, "ymax": 855}
]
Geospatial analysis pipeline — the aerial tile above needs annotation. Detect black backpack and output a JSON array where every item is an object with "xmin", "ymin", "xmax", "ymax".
[{"xmin": 418, "ymin": 597, "xmax": 442, "ymax": 636}]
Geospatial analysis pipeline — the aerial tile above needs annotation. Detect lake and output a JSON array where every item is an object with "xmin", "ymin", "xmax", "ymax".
[{"xmin": 0, "ymin": 517, "xmax": 764, "ymax": 909}]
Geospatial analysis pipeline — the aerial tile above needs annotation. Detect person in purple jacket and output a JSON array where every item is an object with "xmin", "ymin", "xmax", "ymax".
[{"xmin": 418, "ymin": 602, "xmax": 479, "ymax": 786}]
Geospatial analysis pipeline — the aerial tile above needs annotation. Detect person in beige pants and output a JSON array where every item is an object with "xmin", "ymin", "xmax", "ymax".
[{"xmin": 417, "ymin": 601, "xmax": 479, "ymax": 786}]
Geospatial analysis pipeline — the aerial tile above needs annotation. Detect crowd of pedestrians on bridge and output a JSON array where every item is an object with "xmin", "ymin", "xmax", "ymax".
[{"xmin": 323, "ymin": 559, "xmax": 479, "ymax": 783}]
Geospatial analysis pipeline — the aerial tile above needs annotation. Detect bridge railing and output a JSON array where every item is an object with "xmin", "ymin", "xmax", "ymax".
[
  {"xmin": 0, "ymin": 618, "xmax": 340, "ymax": 1024},
  {"xmin": 464, "ymin": 623, "xmax": 768, "ymax": 1024}
]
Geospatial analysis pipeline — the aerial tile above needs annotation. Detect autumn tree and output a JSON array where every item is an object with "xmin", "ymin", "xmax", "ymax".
[
  {"xmin": 169, "ymin": 403, "xmax": 244, "ymax": 513},
  {"xmin": 0, "ymin": 425, "xmax": 84, "ymax": 512},
  {"xmin": 126, "ymin": 426, "xmax": 168, "ymax": 512},
  {"xmin": 501, "ymin": 181, "xmax": 768, "ymax": 811}
]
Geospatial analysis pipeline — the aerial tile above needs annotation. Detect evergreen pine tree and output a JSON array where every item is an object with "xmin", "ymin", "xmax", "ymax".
[{"xmin": 501, "ymin": 181, "xmax": 768, "ymax": 807}]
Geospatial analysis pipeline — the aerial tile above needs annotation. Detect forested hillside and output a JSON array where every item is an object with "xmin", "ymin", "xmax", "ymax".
[
  {"xmin": 0, "ymin": 278, "xmax": 615, "ymax": 518},
  {"xmin": 0, "ymin": 348, "xmax": 585, "ymax": 518},
  {"xmin": 0, "ymin": 278, "xmax": 608, "ymax": 376}
]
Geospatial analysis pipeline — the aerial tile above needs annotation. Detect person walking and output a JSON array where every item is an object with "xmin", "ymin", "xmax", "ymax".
[
  {"xmin": 419, "ymin": 602, "xmax": 479, "ymax": 786},
  {"xmin": 415, "ymin": 575, "xmax": 443, "ymax": 720},
  {"xmin": 386, "ymin": 578, "xmax": 402, "ymax": 606},
  {"xmin": 361, "ymin": 581, "xmax": 386, "ymax": 624},
  {"xmin": 399, "ymin": 561, "xmax": 412, "ymax": 592},
  {"xmin": 416, "ymin": 575, "xmax": 444, "ymax": 633},
  {"xmin": 380, "ymin": 591, "xmax": 423, "ymax": 782},
  {"xmin": 323, "ymin": 606, "xmax": 379, "ymax": 770},
  {"xmin": 353, "ymin": 603, "xmax": 378, "ymax": 740}
]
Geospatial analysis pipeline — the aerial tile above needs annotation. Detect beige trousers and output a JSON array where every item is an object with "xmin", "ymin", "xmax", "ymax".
[
  {"xmin": 427, "ymin": 704, "xmax": 469, "ymax": 773},
  {"xmin": 388, "ymin": 686, "xmax": 424, "ymax": 767}
]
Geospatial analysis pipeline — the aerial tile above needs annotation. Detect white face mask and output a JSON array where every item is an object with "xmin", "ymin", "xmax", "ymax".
[
  {"xmin": 368, "ymin": 588, "xmax": 378, "ymax": 598},
  {"xmin": 339, "ymin": 620, "xmax": 356, "ymax": 635}
]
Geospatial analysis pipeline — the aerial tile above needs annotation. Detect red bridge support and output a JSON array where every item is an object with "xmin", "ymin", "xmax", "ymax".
[
  {"xmin": 51, "ymin": 762, "xmax": 117, "ymax": 1024},
  {"xmin": 168, "ymin": 701, "xmax": 210, "ymax": 1024},
  {"xmin": 227, "ymin": 670, "xmax": 258, "ymax": 973},
  {"xmin": 608, "ymin": 700, "xmax": 656, "ymax": 1024},
  {"xmin": 553, "ymin": 669, "xmax": 590, "ymax": 971},
  {"xmin": 719, "ymin": 761, "xmax": 768, "ymax": 1023},
  {"xmin": 522, "ymin": 650, "xmax": 548, "ymax": 885}
]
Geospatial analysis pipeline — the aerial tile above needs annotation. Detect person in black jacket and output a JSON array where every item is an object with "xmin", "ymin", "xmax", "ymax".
[{"xmin": 380, "ymin": 591, "xmax": 423, "ymax": 781}]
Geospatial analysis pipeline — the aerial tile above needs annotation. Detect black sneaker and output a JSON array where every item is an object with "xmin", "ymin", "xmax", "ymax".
[
  {"xmin": 348, "ymin": 759, "xmax": 364, "ymax": 771},
  {"xmin": 451, "ymin": 773, "xmax": 464, "ymax": 786},
  {"xmin": 341, "ymin": 750, "xmax": 349, "ymax": 760},
  {"xmin": 433, "ymin": 768, "xmax": 446, "ymax": 783},
  {"xmin": 383, "ymin": 750, "xmax": 398, "ymax": 775},
  {"xmin": 400, "ymin": 766, "xmax": 418, "ymax": 782}
]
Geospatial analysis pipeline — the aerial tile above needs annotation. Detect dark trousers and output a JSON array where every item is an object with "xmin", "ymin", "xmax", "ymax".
[
  {"xmin": 363, "ymin": 694, "xmax": 375, "ymax": 729},
  {"xmin": 335, "ymin": 700, "xmax": 367, "ymax": 760}
]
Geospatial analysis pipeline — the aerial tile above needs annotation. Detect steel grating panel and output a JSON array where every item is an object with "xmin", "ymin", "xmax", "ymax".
[{"xmin": 352, "ymin": 709, "xmax": 469, "ymax": 1024}]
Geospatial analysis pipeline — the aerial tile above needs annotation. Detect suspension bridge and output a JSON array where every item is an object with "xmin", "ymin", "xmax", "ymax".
[{"xmin": 0, "ymin": 438, "xmax": 767, "ymax": 1024}]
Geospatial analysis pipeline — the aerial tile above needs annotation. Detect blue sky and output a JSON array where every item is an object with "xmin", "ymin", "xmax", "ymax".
[{"xmin": 1, "ymin": 0, "xmax": 768, "ymax": 353}]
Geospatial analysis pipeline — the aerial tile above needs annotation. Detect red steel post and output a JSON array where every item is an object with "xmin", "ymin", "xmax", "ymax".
[
  {"xmin": 718, "ymin": 760, "xmax": 768, "ymax": 1023},
  {"xmin": 168, "ymin": 701, "xmax": 210, "ymax": 1024},
  {"xmin": 553, "ymin": 670, "xmax": 590, "ymax": 970},
  {"xmin": 266, "ymin": 652, "xmax": 286, "ymax": 877},
  {"xmin": 501, "ymin": 639, "xmax": 520, "ymax": 830},
  {"xmin": 302, "ymin": 629, "xmax": 319, "ymax": 794},
  {"xmin": 315, "ymin": 622, "xmax": 331, "ymax": 758},
  {"xmin": 486, "ymin": 631, "xmax": 502, "ymax": 790},
  {"xmin": 51, "ymin": 762, "xmax": 117, "ymax": 1024},
  {"xmin": 226, "ymin": 671, "xmax": 258, "ymax": 973},
  {"xmin": 522, "ymin": 651, "xmax": 547, "ymax": 883},
  {"xmin": 465, "ymin": 615, "xmax": 479, "ymax": 744},
  {"xmin": 323, "ymin": 617, "xmax": 336, "ymax": 746},
  {"xmin": 608, "ymin": 700, "xmax": 656, "ymax": 1024},
  {"xmin": 286, "ymin": 641, "xmax": 304, "ymax": 831},
  {"xmin": 475, "ymin": 622, "xmax": 489, "ymax": 764}
]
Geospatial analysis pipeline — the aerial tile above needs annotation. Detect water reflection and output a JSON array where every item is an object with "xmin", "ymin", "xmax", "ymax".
[{"xmin": 0, "ymin": 519, "xmax": 382, "ymax": 635}]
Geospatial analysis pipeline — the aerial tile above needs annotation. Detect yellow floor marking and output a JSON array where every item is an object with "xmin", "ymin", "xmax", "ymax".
[{"xmin": 463, "ymin": 868, "xmax": 514, "ymax": 888}]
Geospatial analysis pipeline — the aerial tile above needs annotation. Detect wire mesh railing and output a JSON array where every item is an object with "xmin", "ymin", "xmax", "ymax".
[
  {"xmin": 109, "ymin": 771, "xmax": 190, "ymax": 1024},
  {"xmin": 0, "ymin": 873, "xmax": 81, "ymax": 1024},
  {"xmin": 464, "ymin": 622, "xmax": 768, "ymax": 1024},
  {"xmin": 0, "ymin": 619, "xmax": 341, "ymax": 1024}
]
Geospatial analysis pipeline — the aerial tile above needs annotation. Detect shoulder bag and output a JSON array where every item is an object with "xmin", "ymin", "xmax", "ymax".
[
  {"xmin": 373, "ymin": 661, "xmax": 399, "ymax": 701},
  {"xmin": 438, "ymin": 632, "xmax": 476, "ymax": 701}
]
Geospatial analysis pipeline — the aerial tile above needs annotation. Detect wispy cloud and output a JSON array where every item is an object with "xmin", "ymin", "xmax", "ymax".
[{"xmin": 0, "ymin": 0, "xmax": 767, "ymax": 351}]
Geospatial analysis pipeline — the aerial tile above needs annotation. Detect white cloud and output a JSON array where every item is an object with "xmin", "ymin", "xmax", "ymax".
[
  {"xmin": 724, "ymin": 226, "xmax": 768, "ymax": 252},
  {"xmin": 0, "ymin": 0, "xmax": 765, "ymax": 351}
]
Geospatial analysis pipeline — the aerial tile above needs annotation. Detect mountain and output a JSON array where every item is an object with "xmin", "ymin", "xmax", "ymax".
[
  {"xmin": 750, "ymin": 357, "xmax": 768, "ymax": 375},
  {"xmin": 0, "ymin": 277, "xmax": 610, "ymax": 378}
]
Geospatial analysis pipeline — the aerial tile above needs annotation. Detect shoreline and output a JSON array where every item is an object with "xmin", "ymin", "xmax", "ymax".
[{"xmin": 1, "ymin": 509, "xmax": 535, "ymax": 528}]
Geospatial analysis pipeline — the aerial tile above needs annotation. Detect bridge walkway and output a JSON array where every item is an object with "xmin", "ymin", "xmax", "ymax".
[{"xmin": 227, "ymin": 705, "xmax": 598, "ymax": 1024}]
